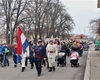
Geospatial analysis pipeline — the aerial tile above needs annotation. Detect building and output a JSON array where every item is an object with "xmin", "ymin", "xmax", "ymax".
[
  {"xmin": 70, "ymin": 34, "xmax": 89, "ymax": 42},
  {"xmin": 0, "ymin": 34, "xmax": 6, "ymax": 43}
]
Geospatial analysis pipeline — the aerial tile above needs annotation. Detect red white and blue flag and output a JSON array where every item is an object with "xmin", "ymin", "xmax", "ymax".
[{"xmin": 17, "ymin": 27, "xmax": 29, "ymax": 63}]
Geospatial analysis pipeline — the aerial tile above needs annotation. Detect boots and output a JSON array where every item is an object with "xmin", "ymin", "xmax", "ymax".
[
  {"xmin": 52, "ymin": 66, "xmax": 55, "ymax": 71},
  {"xmin": 7, "ymin": 60, "xmax": 9, "ymax": 66},
  {"xmin": 48, "ymin": 67, "xmax": 52, "ymax": 72},
  {"xmin": 47, "ymin": 65, "xmax": 49, "ymax": 69},
  {"xmin": 47, "ymin": 63, "xmax": 49, "ymax": 69},
  {"xmin": 14, "ymin": 64, "xmax": 17, "ymax": 68},
  {"xmin": 20, "ymin": 61, "xmax": 22, "ymax": 65},
  {"xmin": 21, "ymin": 67, "xmax": 25, "ymax": 72},
  {"xmin": 30, "ymin": 66, "xmax": 33, "ymax": 69}
]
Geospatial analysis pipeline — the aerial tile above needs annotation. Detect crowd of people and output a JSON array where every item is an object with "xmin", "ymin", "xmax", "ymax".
[{"xmin": 0, "ymin": 39, "xmax": 89, "ymax": 77}]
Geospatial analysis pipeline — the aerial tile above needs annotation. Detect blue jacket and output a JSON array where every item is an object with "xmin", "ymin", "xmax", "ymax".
[
  {"xmin": 0, "ymin": 44, "xmax": 4, "ymax": 54},
  {"xmin": 34, "ymin": 45, "xmax": 46, "ymax": 59},
  {"xmin": 2, "ymin": 46, "xmax": 10, "ymax": 53},
  {"xmin": 12, "ymin": 48, "xmax": 17, "ymax": 55},
  {"xmin": 42, "ymin": 45, "xmax": 47, "ymax": 58},
  {"xmin": 30, "ymin": 46, "xmax": 36, "ymax": 57}
]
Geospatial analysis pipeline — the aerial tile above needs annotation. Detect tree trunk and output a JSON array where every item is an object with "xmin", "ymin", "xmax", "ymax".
[
  {"xmin": 11, "ymin": 31, "xmax": 14, "ymax": 44},
  {"xmin": 34, "ymin": 33, "xmax": 38, "ymax": 42},
  {"xmin": 6, "ymin": 24, "xmax": 10, "ymax": 44}
]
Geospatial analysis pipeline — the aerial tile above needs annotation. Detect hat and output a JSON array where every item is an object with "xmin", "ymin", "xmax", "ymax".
[{"xmin": 38, "ymin": 40, "xmax": 42, "ymax": 43}]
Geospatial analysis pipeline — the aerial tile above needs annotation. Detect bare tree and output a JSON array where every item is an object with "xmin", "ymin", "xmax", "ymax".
[
  {"xmin": 0, "ymin": 0, "xmax": 32, "ymax": 44},
  {"xmin": 25, "ymin": 0, "xmax": 52, "ymax": 41},
  {"xmin": 44, "ymin": 0, "xmax": 74, "ymax": 38},
  {"xmin": 90, "ymin": 19, "xmax": 100, "ymax": 34},
  {"xmin": 29, "ymin": 0, "xmax": 74, "ymax": 40},
  {"xmin": 0, "ymin": 0, "xmax": 74, "ymax": 43}
]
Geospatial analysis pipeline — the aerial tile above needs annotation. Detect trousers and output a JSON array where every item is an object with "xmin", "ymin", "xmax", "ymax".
[
  {"xmin": 48, "ymin": 55, "xmax": 55, "ymax": 67},
  {"xmin": 34, "ymin": 58, "xmax": 42, "ymax": 74}
]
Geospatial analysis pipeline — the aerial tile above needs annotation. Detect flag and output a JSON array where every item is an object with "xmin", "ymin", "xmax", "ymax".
[{"xmin": 17, "ymin": 27, "xmax": 29, "ymax": 63}]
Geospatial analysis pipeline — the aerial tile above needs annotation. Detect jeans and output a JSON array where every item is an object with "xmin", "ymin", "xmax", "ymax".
[
  {"xmin": 4, "ymin": 53, "xmax": 9, "ymax": 66},
  {"xmin": 34, "ymin": 58, "xmax": 42, "ymax": 75},
  {"xmin": 0, "ymin": 54, "xmax": 3, "ymax": 64},
  {"xmin": 13, "ymin": 55, "xmax": 17, "ymax": 65},
  {"xmin": 30, "ymin": 56, "xmax": 34, "ymax": 67}
]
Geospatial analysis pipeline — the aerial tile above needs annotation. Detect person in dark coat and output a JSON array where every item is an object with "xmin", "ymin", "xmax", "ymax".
[
  {"xmin": 0, "ymin": 44, "xmax": 4, "ymax": 65},
  {"xmin": 61, "ymin": 42, "xmax": 68, "ymax": 55},
  {"xmin": 29, "ymin": 43, "xmax": 37, "ymax": 69},
  {"xmin": 42, "ymin": 41, "xmax": 49, "ymax": 69},
  {"xmin": 34, "ymin": 40, "xmax": 46, "ymax": 76}
]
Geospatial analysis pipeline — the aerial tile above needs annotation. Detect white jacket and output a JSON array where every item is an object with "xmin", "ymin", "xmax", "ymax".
[{"xmin": 46, "ymin": 43, "xmax": 56, "ymax": 57}]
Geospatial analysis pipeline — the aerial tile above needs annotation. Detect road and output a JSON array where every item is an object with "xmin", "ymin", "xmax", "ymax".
[{"xmin": 0, "ymin": 51, "xmax": 88, "ymax": 80}]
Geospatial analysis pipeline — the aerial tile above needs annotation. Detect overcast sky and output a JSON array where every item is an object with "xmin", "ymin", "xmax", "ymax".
[{"xmin": 60, "ymin": 0, "xmax": 99, "ymax": 35}]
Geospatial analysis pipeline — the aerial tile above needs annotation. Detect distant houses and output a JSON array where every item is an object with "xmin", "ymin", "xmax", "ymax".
[
  {"xmin": 0, "ymin": 34, "xmax": 17, "ymax": 44},
  {"xmin": 0, "ymin": 33, "xmax": 93, "ymax": 44},
  {"xmin": 0, "ymin": 34, "xmax": 6, "ymax": 43},
  {"xmin": 70, "ymin": 34, "xmax": 89, "ymax": 42}
]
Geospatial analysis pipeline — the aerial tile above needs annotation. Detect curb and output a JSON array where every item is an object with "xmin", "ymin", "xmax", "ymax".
[{"xmin": 84, "ymin": 50, "xmax": 90, "ymax": 80}]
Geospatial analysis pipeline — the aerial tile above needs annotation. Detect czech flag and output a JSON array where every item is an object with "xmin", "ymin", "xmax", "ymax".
[{"xmin": 17, "ymin": 27, "xmax": 29, "ymax": 63}]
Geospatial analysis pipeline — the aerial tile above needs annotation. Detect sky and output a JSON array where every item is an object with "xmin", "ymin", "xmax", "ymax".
[{"xmin": 60, "ymin": 0, "xmax": 100, "ymax": 35}]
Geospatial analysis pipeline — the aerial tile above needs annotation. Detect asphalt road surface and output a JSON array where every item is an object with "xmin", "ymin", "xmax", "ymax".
[{"xmin": 0, "ymin": 51, "xmax": 88, "ymax": 80}]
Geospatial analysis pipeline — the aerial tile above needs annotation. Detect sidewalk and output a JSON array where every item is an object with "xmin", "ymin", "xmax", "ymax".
[
  {"xmin": 84, "ymin": 45, "xmax": 100, "ymax": 80},
  {"xmin": 90, "ymin": 49, "xmax": 100, "ymax": 80}
]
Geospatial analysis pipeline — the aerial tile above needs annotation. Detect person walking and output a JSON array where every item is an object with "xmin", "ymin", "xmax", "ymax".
[
  {"xmin": 55, "ymin": 40, "xmax": 61, "ymax": 55},
  {"xmin": 66, "ymin": 41, "xmax": 72, "ymax": 57},
  {"xmin": 34, "ymin": 40, "xmax": 46, "ymax": 76},
  {"xmin": 61, "ymin": 42, "xmax": 68, "ymax": 56},
  {"xmin": 2, "ymin": 43, "xmax": 10, "ymax": 67},
  {"xmin": 55, "ymin": 40, "xmax": 61, "ymax": 61},
  {"xmin": 41, "ymin": 41, "xmax": 49, "ymax": 69},
  {"xmin": 46, "ymin": 39, "xmax": 56, "ymax": 72},
  {"xmin": 12, "ymin": 45, "xmax": 22, "ymax": 68},
  {"xmin": 0, "ymin": 44, "xmax": 4, "ymax": 66},
  {"xmin": 25, "ymin": 41, "xmax": 33, "ymax": 67},
  {"xmin": 71, "ymin": 41, "xmax": 79, "ymax": 52},
  {"xmin": 78, "ymin": 42, "xmax": 83, "ymax": 56},
  {"xmin": 12, "ymin": 45, "xmax": 18, "ymax": 67},
  {"xmin": 29, "ymin": 43, "xmax": 36, "ymax": 69}
]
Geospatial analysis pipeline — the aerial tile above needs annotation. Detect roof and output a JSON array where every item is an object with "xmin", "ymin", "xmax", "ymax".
[{"xmin": 70, "ymin": 34, "xmax": 88, "ymax": 39}]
